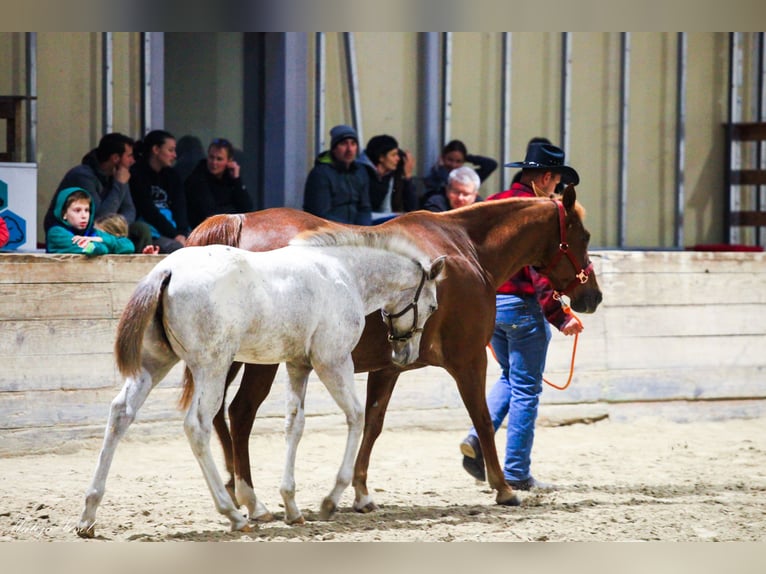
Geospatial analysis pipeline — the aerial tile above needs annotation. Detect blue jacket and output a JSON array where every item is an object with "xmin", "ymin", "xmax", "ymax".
[{"xmin": 303, "ymin": 151, "xmax": 372, "ymax": 225}]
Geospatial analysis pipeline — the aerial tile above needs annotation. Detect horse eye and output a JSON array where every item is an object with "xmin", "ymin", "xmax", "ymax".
[{"xmin": 430, "ymin": 304, "xmax": 438, "ymax": 313}]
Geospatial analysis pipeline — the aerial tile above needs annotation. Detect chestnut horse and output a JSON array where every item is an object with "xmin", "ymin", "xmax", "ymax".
[{"xmin": 187, "ymin": 184, "xmax": 602, "ymax": 521}]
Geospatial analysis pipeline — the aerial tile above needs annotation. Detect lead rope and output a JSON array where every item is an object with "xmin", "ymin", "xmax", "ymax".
[{"xmin": 486, "ymin": 305, "xmax": 582, "ymax": 391}]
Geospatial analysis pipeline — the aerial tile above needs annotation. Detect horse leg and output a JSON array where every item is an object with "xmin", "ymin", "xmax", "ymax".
[
  {"xmin": 313, "ymin": 356, "xmax": 363, "ymax": 521},
  {"xmin": 76, "ymin": 354, "xmax": 177, "ymax": 538},
  {"xmin": 451, "ymin": 358, "xmax": 519, "ymax": 506},
  {"xmin": 280, "ymin": 363, "xmax": 311, "ymax": 525},
  {"xmin": 230, "ymin": 363, "xmax": 279, "ymax": 523},
  {"xmin": 183, "ymin": 365, "xmax": 250, "ymax": 532},
  {"xmin": 212, "ymin": 361, "xmax": 243, "ymax": 503},
  {"xmin": 352, "ymin": 367, "xmax": 400, "ymax": 513}
]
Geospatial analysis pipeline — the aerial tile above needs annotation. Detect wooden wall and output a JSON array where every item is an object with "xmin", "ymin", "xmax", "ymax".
[{"xmin": 1, "ymin": 250, "xmax": 764, "ymax": 455}]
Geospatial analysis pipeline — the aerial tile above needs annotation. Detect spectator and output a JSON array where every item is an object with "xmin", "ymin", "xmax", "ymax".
[
  {"xmin": 358, "ymin": 134, "xmax": 418, "ymax": 223},
  {"xmin": 46, "ymin": 188, "xmax": 135, "ymax": 255},
  {"xmin": 130, "ymin": 129, "xmax": 189, "ymax": 253},
  {"xmin": 303, "ymin": 124, "xmax": 372, "ymax": 225},
  {"xmin": 0, "ymin": 215, "xmax": 8, "ymax": 248},
  {"xmin": 94, "ymin": 214, "xmax": 159, "ymax": 254},
  {"xmin": 458, "ymin": 142, "xmax": 583, "ymax": 491},
  {"xmin": 421, "ymin": 139, "xmax": 498, "ymax": 207},
  {"xmin": 422, "ymin": 166, "xmax": 482, "ymax": 212},
  {"xmin": 42, "ymin": 132, "xmax": 153, "ymax": 253},
  {"xmin": 185, "ymin": 137, "xmax": 254, "ymax": 230}
]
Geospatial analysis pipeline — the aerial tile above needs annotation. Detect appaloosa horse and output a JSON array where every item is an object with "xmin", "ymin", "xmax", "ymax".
[
  {"xmin": 187, "ymin": 185, "xmax": 602, "ymax": 521},
  {"xmin": 76, "ymin": 229, "xmax": 446, "ymax": 535}
]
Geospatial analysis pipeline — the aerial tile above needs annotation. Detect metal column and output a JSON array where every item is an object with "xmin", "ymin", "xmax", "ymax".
[
  {"xmin": 25, "ymin": 32, "xmax": 37, "ymax": 164},
  {"xmin": 618, "ymin": 33, "xmax": 631, "ymax": 248},
  {"xmin": 142, "ymin": 32, "xmax": 165, "ymax": 134},
  {"xmin": 500, "ymin": 32, "xmax": 512, "ymax": 192},
  {"xmin": 674, "ymin": 33, "xmax": 687, "ymax": 248},
  {"xmin": 419, "ymin": 33, "xmax": 441, "ymax": 178},
  {"xmin": 343, "ymin": 32, "xmax": 363, "ymax": 145},
  {"xmin": 314, "ymin": 32, "xmax": 326, "ymax": 155},
  {"xmin": 560, "ymin": 32, "xmax": 572, "ymax": 154},
  {"xmin": 102, "ymin": 32, "xmax": 114, "ymax": 135},
  {"xmin": 441, "ymin": 32, "xmax": 453, "ymax": 145}
]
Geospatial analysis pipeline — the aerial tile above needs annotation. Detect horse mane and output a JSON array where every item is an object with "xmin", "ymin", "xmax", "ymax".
[
  {"xmin": 186, "ymin": 214, "xmax": 243, "ymax": 248},
  {"xmin": 290, "ymin": 228, "xmax": 428, "ymax": 266}
]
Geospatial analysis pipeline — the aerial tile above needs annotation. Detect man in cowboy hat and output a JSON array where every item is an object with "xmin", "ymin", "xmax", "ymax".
[{"xmin": 458, "ymin": 140, "xmax": 583, "ymax": 491}]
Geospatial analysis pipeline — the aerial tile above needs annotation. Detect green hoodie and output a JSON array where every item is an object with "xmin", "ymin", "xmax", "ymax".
[{"xmin": 46, "ymin": 187, "xmax": 135, "ymax": 255}]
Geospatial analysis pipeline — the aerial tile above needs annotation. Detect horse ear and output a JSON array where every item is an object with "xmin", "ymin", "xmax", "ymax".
[
  {"xmin": 562, "ymin": 184, "xmax": 576, "ymax": 210},
  {"xmin": 428, "ymin": 255, "xmax": 448, "ymax": 280}
]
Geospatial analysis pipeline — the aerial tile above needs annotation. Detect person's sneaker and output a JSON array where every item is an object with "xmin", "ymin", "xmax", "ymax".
[
  {"xmin": 506, "ymin": 476, "xmax": 558, "ymax": 491},
  {"xmin": 459, "ymin": 435, "xmax": 486, "ymax": 482}
]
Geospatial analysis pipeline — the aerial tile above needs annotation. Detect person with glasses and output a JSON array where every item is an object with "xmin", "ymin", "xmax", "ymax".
[
  {"xmin": 184, "ymin": 137, "xmax": 254, "ymax": 230},
  {"xmin": 422, "ymin": 166, "xmax": 482, "ymax": 212}
]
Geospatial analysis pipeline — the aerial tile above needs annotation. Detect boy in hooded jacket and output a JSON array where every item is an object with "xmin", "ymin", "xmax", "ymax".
[{"xmin": 46, "ymin": 187, "xmax": 135, "ymax": 255}]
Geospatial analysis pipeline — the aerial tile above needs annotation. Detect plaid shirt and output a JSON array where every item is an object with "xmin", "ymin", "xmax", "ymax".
[{"xmin": 488, "ymin": 183, "xmax": 569, "ymax": 330}]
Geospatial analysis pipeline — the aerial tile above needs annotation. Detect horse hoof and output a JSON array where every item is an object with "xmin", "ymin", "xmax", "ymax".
[
  {"xmin": 318, "ymin": 498, "xmax": 337, "ymax": 521},
  {"xmin": 353, "ymin": 501, "xmax": 378, "ymax": 514},
  {"xmin": 251, "ymin": 512, "xmax": 274, "ymax": 523},
  {"xmin": 286, "ymin": 515, "xmax": 305, "ymax": 526},
  {"xmin": 234, "ymin": 522, "xmax": 255, "ymax": 533},
  {"xmin": 76, "ymin": 524, "xmax": 95, "ymax": 539},
  {"xmin": 496, "ymin": 493, "xmax": 521, "ymax": 507}
]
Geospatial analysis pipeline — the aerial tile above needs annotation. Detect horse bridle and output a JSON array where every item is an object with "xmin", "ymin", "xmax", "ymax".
[
  {"xmin": 538, "ymin": 199, "xmax": 594, "ymax": 300},
  {"xmin": 381, "ymin": 267, "xmax": 428, "ymax": 343}
]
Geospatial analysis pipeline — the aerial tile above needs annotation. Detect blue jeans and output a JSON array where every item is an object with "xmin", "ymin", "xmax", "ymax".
[{"xmin": 469, "ymin": 294, "xmax": 551, "ymax": 482}]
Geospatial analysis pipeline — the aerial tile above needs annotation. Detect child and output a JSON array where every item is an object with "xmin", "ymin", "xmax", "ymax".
[
  {"xmin": 46, "ymin": 187, "xmax": 135, "ymax": 255},
  {"xmin": 94, "ymin": 213, "xmax": 160, "ymax": 254}
]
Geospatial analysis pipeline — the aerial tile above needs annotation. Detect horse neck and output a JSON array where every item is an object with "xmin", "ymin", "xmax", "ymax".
[
  {"xmin": 338, "ymin": 247, "xmax": 419, "ymax": 313},
  {"xmin": 455, "ymin": 199, "xmax": 557, "ymax": 289}
]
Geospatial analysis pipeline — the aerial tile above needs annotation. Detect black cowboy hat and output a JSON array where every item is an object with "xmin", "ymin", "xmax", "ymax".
[{"xmin": 505, "ymin": 143, "xmax": 580, "ymax": 185}]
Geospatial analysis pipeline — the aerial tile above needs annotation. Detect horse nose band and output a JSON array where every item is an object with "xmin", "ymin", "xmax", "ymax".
[
  {"xmin": 381, "ymin": 268, "xmax": 428, "ymax": 342},
  {"xmin": 539, "ymin": 200, "xmax": 594, "ymax": 299}
]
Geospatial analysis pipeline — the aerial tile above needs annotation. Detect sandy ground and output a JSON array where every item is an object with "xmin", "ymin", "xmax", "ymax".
[{"xmin": 1, "ymin": 409, "xmax": 765, "ymax": 543}]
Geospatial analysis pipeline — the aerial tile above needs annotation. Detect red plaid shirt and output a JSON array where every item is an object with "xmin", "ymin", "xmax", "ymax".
[{"xmin": 488, "ymin": 183, "xmax": 569, "ymax": 330}]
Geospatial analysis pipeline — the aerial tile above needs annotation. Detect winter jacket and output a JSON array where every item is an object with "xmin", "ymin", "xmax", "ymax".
[
  {"xmin": 303, "ymin": 151, "xmax": 372, "ymax": 225},
  {"xmin": 184, "ymin": 159, "xmax": 254, "ymax": 229}
]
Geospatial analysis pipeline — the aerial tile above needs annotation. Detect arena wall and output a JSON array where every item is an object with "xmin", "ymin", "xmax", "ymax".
[{"xmin": 1, "ymin": 250, "xmax": 764, "ymax": 455}]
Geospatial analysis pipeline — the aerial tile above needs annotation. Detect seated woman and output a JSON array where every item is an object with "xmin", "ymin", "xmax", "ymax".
[
  {"xmin": 130, "ymin": 130, "xmax": 189, "ymax": 253},
  {"xmin": 184, "ymin": 137, "xmax": 254, "ymax": 230},
  {"xmin": 358, "ymin": 134, "xmax": 418, "ymax": 223}
]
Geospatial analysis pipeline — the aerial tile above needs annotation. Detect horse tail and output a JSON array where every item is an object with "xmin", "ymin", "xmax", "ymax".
[
  {"xmin": 115, "ymin": 268, "xmax": 173, "ymax": 379},
  {"xmin": 186, "ymin": 214, "xmax": 243, "ymax": 247},
  {"xmin": 178, "ymin": 367, "xmax": 195, "ymax": 411}
]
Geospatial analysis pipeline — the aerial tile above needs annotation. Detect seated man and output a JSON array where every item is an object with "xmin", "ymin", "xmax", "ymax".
[
  {"xmin": 42, "ymin": 132, "xmax": 152, "ymax": 253},
  {"xmin": 422, "ymin": 166, "xmax": 482, "ymax": 212},
  {"xmin": 303, "ymin": 124, "xmax": 372, "ymax": 225}
]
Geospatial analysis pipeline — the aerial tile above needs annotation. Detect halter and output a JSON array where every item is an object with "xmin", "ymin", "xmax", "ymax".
[
  {"xmin": 538, "ymin": 199, "xmax": 594, "ymax": 299},
  {"xmin": 381, "ymin": 267, "xmax": 428, "ymax": 343}
]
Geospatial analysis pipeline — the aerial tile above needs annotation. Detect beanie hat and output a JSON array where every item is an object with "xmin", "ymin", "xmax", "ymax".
[
  {"xmin": 365, "ymin": 135, "xmax": 399, "ymax": 165},
  {"xmin": 330, "ymin": 124, "xmax": 359, "ymax": 149}
]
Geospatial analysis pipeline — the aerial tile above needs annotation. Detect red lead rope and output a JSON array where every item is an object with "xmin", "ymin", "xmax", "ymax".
[{"xmin": 486, "ymin": 305, "xmax": 582, "ymax": 391}]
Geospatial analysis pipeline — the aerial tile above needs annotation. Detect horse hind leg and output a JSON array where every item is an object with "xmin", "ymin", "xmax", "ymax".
[
  {"xmin": 230, "ymin": 363, "xmax": 279, "ymax": 523},
  {"xmin": 76, "ymin": 353, "xmax": 177, "ymax": 538},
  {"xmin": 352, "ymin": 367, "xmax": 400, "ymax": 513},
  {"xmin": 280, "ymin": 363, "xmax": 311, "ymax": 525},
  {"xmin": 313, "ymin": 356, "xmax": 363, "ymax": 521},
  {"xmin": 183, "ymin": 365, "xmax": 250, "ymax": 532}
]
